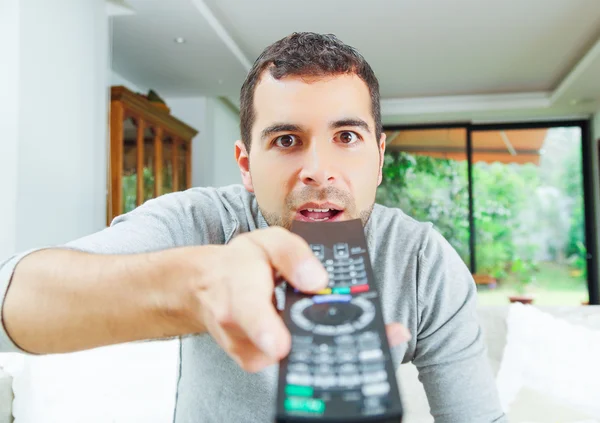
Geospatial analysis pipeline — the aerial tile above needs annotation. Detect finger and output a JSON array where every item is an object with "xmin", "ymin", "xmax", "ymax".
[
  {"xmin": 386, "ymin": 323, "xmax": 412, "ymax": 347},
  {"xmin": 207, "ymin": 317, "xmax": 276, "ymax": 373},
  {"xmin": 229, "ymin": 259, "xmax": 291, "ymax": 360},
  {"xmin": 244, "ymin": 227, "xmax": 328, "ymax": 292}
]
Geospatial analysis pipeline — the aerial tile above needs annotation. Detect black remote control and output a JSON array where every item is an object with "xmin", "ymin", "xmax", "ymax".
[{"xmin": 275, "ymin": 219, "xmax": 403, "ymax": 423}]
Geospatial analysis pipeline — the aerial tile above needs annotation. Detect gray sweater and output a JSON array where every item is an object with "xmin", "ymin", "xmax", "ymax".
[{"xmin": 0, "ymin": 184, "xmax": 506, "ymax": 422}]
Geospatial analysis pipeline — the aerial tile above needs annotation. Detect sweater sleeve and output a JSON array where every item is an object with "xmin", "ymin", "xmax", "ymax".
[
  {"xmin": 0, "ymin": 188, "xmax": 236, "ymax": 353},
  {"xmin": 412, "ymin": 228, "xmax": 507, "ymax": 422}
]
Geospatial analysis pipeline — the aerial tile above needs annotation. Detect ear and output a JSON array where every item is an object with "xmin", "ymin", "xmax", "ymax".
[
  {"xmin": 377, "ymin": 132, "xmax": 387, "ymax": 186},
  {"xmin": 235, "ymin": 140, "xmax": 254, "ymax": 192}
]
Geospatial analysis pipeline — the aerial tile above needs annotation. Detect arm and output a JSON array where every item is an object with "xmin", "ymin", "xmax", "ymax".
[
  {"xmin": 413, "ymin": 229, "xmax": 506, "ymax": 422},
  {"xmin": 0, "ymin": 190, "xmax": 223, "ymax": 354},
  {"xmin": 0, "ymin": 186, "xmax": 332, "ymax": 372},
  {"xmin": 1, "ymin": 245, "xmax": 219, "ymax": 354}
]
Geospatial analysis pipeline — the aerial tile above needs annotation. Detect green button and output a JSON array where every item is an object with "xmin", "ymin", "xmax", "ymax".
[
  {"xmin": 332, "ymin": 287, "xmax": 351, "ymax": 294},
  {"xmin": 285, "ymin": 385, "xmax": 314, "ymax": 397},
  {"xmin": 284, "ymin": 397, "xmax": 325, "ymax": 414}
]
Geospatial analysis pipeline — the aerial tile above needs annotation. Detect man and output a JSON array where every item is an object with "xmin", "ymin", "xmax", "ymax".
[{"xmin": 0, "ymin": 33, "xmax": 505, "ymax": 422}]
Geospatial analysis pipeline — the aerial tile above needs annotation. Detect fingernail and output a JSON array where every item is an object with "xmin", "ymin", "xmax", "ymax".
[
  {"xmin": 295, "ymin": 259, "xmax": 328, "ymax": 291},
  {"xmin": 258, "ymin": 332, "xmax": 278, "ymax": 358}
]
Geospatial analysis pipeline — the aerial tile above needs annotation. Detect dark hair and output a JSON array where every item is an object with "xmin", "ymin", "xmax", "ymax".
[{"xmin": 239, "ymin": 32, "xmax": 382, "ymax": 151}]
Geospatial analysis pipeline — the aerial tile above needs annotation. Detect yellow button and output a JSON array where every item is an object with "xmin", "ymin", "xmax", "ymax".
[{"xmin": 316, "ymin": 288, "xmax": 332, "ymax": 295}]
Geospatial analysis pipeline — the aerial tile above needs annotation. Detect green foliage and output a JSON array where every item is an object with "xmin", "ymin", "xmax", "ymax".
[
  {"xmin": 376, "ymin": 152, "xmax": 470, "ymax": 263},
  {"xmin": 376, "ymin": 129, "xmax": 587, "ymax": 291},
  {"xmin": 122, "ymin": 167, "xmax": 158, "ymax": 213}
]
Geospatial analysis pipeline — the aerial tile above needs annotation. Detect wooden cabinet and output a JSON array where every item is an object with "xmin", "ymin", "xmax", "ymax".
[{"xmin": 108, "ymin": 86, "xmax": 198, "ymax": 225}]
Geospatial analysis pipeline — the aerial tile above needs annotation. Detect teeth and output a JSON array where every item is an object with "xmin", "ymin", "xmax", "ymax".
[
  {"xmin": 306, "ymin": 208, "xmax": 332, "ymax": 212},
  {"xmin": 309, "ymin": 217, "xmax": 330, "ymax": 221}
]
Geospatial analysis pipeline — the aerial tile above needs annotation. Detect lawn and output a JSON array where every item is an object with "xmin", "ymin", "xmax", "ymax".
[{"xmin": 476, "ymin": 261, "xmax": 589, "ymax": 306}]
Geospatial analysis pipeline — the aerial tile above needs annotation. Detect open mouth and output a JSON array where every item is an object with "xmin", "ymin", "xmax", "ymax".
[{"xmin": 298, "ymin": 207, "xmax": 343, "ymax": 222}]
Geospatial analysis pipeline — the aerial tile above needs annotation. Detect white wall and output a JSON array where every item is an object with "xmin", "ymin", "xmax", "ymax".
[
  {"xmin": 0, "ymin": 0, "xmax": 20, "ymax": 259},
  {"xmin": 1, "ymin": 0, "xmax": 109, "ymax": 255},
  {"xmin": 110, "ymin": 70, "xmax": 147, "ymax": 93},
  {"xmin": 167, "ymin": 97, "xmax": 241, "ymax": 188},
  {"xmin": 210, "ymin": 98, "xmax": 242, "ymax": 187}
]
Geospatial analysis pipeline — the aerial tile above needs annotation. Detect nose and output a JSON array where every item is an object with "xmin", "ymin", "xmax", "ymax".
[{"xmin": 298, "ymin": 142, "xmax": 337, "ymax": 187}]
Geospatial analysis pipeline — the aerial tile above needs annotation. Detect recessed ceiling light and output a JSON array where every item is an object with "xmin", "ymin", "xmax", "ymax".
[{"xmin": 174, "ymin": 37, "xmax": 186, "ymax": 44}]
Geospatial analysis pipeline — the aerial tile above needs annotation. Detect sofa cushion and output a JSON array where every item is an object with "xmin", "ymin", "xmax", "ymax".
[{"xmin": 497, "ymin": 304, "xmax": 600, "ymax": 420}]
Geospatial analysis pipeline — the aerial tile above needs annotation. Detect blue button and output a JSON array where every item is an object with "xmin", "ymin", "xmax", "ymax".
[{"xmin": 312, "ymin": 294, "xmax": 352, "ymax": 304}]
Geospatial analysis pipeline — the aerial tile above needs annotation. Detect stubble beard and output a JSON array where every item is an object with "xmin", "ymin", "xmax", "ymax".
[{"xmin": 258, "ymin": 186, "xmax": 376, "ymax": 230}]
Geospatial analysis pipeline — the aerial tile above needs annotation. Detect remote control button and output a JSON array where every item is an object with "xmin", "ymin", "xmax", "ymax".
[
  {"xmin": 314, "ymin": 364, "xmax": 335, "ymax": 374},
  {"xmin": 335, "ymin": 323, "xmax": 356, "ymax": 335},
  {"xmin": 306, "ymin": 302, "xmax": 361, "ymax": 326},
  {"xmin": 358, "ymin": 335, "xmax": 381, "ymax": 350},
  {"xmin": 292, "ymin": 335, "xmax": 314, "ymax": 344},
  {"xmin": 358, "ymin": 332, "xmax": 380, "ymax": 342},
  {"xmin": 334, "ymin": 335, "xmax": 355, "ymax": 345},
  {"xmin": 289, "ymin": 351, "xmax": 311, "ymax": 363},
  {"xmin": 361, "ymin": 361, "xmax": 386, "ymax": 373},
  {"xmin": 359, "ymin": 349, "xmax": 384, "ymax": 362},
  {"xmin": 362, "ymin": 382, "xmax": 390, "ymax": 397},
  {"xmin": 354, "ymin": 271, "xmax": 367, "ymax": 279},
  {"xmin": 338, "ymin": 363, "xmax": 360, "ymax": 374},
  {"xmin": 285, "ymin": 384, "xmax": 314, "ymax": 397},
  {"xmin": 313, "ymin": 353, "xmax": 335, "ymax": 365},
  {"xmin": 325, "ymin": 259, "xmax": 334, "ymax": 265},
  {"xmin": 332, "ymin": 287, "xmax": 351, "ymax": 294},
  {"xmin": 351, "ymin": 284, "xmax": 369, "ymax": 294},
  {"xmin": 311, "ymin": 244, "xmax": 325, "ymax": 260},
  {"xmin": 314, "ymin": 374, "xmax": 337, "ymax": 388},
  {"xmin": 288, "ymin": 363, "xmax": 311, "ymax": 374},
  {"xmin": 291, "ymin": 339, "xmax": 313, "ymax": 352},
  {"xmin": 333, "ymin": 243, "xmax": 350, "ymax": 259},
  {"xmin": 338, "ymin": 374, "xmax": 362, "ymax": 388},
  {"xmin": 315, "ymin": 288, "xmax": 332, "ymax": 295},
  {"xmin": 362, "ymin": 370, "xmax": 388, "ymax": 384},
  {"xmin": 313, "ymin": 325, "xmax": 337, "ymax": 336},
  {"xmin": 352, "ymin": 278, "xmax": 368, "ymax": 285},
  {"xmin": 287, "ymin": 373, "xmax": 313, "ymax": 386},
  {"xmin": 284, "ymin": 397, "xmax": 325, "ymax": 415},
  {"xmin": 312, "ymin": 294, "xmax": 351, "ymax": 304},
  {"xmin": 316, "ymin": 343, "xmax": 331, "ymax": 353},
  {"xmin": 335, "ymin": 274, "xmax": 352, "ymax": 282},
  {"xmin": 353, "ymin": 314, "xmax": 375, "ymax": 331},
  {"xmin": 293, "ymin": 315, "xmax": 315, "ymax": 332},
  {"xmin": 337, "ymin": 351, "xmax": 359, "ymax": 363}
]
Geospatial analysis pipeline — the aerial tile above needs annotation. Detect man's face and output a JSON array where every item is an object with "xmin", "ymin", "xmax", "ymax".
[{"xmin": 235, "ymin": 72, "xmax": 386, "ymax": 230}]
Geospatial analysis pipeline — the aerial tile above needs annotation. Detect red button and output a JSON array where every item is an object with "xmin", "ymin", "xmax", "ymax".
[{"xmin": 351, "ymin": 284, "xmax": 369, "ymax": 293}]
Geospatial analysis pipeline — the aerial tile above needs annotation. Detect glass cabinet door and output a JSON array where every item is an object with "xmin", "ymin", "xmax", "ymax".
[
  {"xmin": 122, "ymin": 117, "xmax": 138, "ymax": 214},
  {"xmin": 143, "ymin": 126, "xmax": 156, "ymax": 202},
  {"xmin": 162, "ymin": 134, "xmax": 174, "ymax": 194},
  {"xmin": 178, "ymin": 140, "xmax": 188, "ymax": 190}
]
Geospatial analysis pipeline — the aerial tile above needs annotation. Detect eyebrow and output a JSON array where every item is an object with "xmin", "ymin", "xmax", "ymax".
[
  {"xmin": 259, "ymin": 118, "xmax": 372, "ymax": 142},
  {"xmin": 329, "ymin": 118, "xmax": 371, "ymax": 134},
  {"xmin": 260, "ymin": 123, "xmax": 302, "ymax": 141}
]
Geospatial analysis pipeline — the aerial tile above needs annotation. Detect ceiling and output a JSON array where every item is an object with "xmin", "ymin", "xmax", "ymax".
[
  {"xmin": 109, "ymin": 0, "xmax": 600, "ymax": 125},
  {"xmin": 385, "ymin": 128, "xmax": 548, "ymax": 164}
]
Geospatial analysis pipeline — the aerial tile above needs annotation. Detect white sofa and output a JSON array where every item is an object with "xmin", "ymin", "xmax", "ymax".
[{"xmin": 0, "ymin": 305, "xmax": 599, "ymax": 423}]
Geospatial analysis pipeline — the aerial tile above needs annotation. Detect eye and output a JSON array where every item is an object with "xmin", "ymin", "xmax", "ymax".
[
  {"xmin": 336, "ymin": 131, "xmax": 360, "ymax": 145},
  {"xmin": 274, "ymin": 134, "xmax": 299, "ymax": 148}
]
